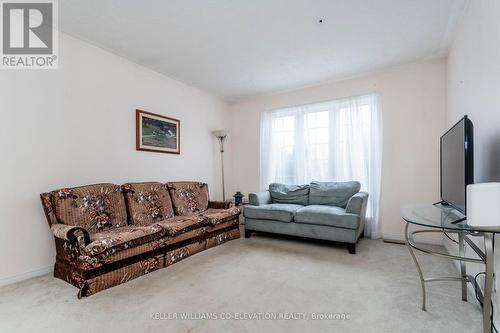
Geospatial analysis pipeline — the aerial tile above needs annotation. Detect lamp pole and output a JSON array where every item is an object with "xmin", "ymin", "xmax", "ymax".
[{"xmin": 213, "ymin": 130, "xmax": 228, "ymax": 201}]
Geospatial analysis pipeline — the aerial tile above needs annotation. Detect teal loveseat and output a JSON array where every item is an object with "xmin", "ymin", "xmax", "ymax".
[{"xmin": 243, "ymin": 181, "xmax": 368, "ymax": 254}]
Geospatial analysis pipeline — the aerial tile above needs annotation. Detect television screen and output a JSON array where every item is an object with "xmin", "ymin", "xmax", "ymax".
[{"xmin": 440, "ymin": 116, "xmax": 473, "ymax": 214}]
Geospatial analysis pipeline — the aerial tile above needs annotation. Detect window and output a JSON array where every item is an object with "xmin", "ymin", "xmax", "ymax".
[{"xmin": 260, "ymin": 93, "xmax": 382, "ymax": 238}]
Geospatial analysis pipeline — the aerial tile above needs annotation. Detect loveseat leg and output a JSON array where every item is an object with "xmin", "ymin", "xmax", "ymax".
[
  {"xmin": 245, "ymin": 229, "xmax": 252, "ymax": 238},
  {"xmin": 347, "ymin": 243, "xmax": 356, "ymax": 255}
]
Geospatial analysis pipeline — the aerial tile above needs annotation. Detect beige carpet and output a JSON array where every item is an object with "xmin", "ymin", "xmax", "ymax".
[{"xmin": 0, "ymin": 234, "xmax": 482, "ymax": 333}]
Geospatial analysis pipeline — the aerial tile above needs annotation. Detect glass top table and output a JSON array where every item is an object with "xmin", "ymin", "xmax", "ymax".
[
  {"xmin": 402, "ymin": 203, "xmax": 495, "ymax": 333},
  {"xmin": 401, "ymin": 203, "xmax": 500, "ymax": 233}
]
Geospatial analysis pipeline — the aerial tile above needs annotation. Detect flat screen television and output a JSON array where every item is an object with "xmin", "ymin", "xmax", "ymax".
[{"xmin": 440, "ymin": 115, "xmax": 474, "ymax": 215}]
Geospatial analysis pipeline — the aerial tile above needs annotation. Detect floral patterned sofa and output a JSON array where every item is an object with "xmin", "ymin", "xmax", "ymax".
[{"xmin": 40, "ymin": 181, "xmax": 240, "ymax": 298}]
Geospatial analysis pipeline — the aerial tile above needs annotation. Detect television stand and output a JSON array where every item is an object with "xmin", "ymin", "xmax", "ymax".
[{"xmin": 402, "ymin": 204, "xmax": 497, "ymax": 333}]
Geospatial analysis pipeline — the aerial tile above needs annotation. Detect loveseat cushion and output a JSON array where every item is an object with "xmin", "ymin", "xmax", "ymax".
[
  {"xmin": 201, "ymin": 207, "xmax": 241, "ymax": 225},
  {"xmin": 121, "ymin": 182, "xmax": 174, "ymax": 226},
  {"xmin": 52, "ymin": 183, "xmax": 128, "ymax": 233},
  {"xmin": 167, "ymin": 182, "xmax": 209, "ymax": 216},
  {"xmin": 269, "ymin": 183, "xmax": 309, "ymax": 205},
  {"xmin": 243, "ymin": 204, "xmax": 303, "ymax": 222},
  {"xmin": 294, "ymin": 205, "xmax": 360, "ymax": 230},
  {"xmin": 309, "ymin": 181, "xmax": 361, "ymax": 208}
]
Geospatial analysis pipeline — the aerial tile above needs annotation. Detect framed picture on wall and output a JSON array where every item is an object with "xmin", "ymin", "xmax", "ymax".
[{"xmin": 136, "ymin": 109, "xmax": 180, "ymax": 154}]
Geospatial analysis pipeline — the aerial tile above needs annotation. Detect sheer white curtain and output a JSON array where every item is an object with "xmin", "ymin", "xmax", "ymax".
[{"xmin": 260, "ymin": 93, "xmax": 382, "ymax": 239}]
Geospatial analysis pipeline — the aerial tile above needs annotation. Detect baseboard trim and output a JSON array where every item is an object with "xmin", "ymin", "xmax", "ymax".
[{"xmin": 0, "ymin": 265, "xmax": 52, "ymax": 288}]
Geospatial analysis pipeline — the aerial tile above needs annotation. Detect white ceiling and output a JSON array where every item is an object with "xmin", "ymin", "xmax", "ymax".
[{"xmin": 59, "ymin": 0, "xmax": 467, "ymax": 102}]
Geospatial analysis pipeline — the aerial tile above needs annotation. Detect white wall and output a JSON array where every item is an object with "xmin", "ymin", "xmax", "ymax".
[
  {"xmin": 0, "ymin": 33, "xmax": 229, "ymax": 285},
  {"xmin": 229, "ymin": 60, "xmax": 447, "ymax": 242},
  {"xmin": 445, "ymin": 0, "xmax": 500, "ymax": 323}
]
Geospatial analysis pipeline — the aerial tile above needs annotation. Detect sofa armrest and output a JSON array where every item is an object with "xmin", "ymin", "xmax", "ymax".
[
  {"xmin": 208, "ymin": 200, "xmax": 232, "ymax": 209},
  {"xmin": 248, "ymin": 191, "xmax": 271, "ymax": 206},
  {"xmin": 51, "ymin": 223, "xmax": 90, "ymax": 247},
  {"xmin": 345, "ymin": 192, "xmax": 369, "ymax": 216}
]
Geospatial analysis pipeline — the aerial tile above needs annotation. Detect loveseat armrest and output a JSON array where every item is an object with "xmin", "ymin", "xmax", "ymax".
[
  {"xmin": 248, "ymin": 191, "xmax": 272, "ymax": 206},
  {"xmin": 208, "ymin": 200, "xmax": 232, "ymax": 209},
  {"xmin": 345, "ymin": 192, "xmax": 369, "ymax": 216},
  {"xmin": 51, "ymin": 223, "xmax": 90, "ymax": 247}
]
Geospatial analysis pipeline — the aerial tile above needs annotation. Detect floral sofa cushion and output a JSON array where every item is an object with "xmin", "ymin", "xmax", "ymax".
[
  {"xmin": 51, "ymin": 184, "xmax": 128, "ymax": 233},
  {"xmin": 166, "ymin": 182, "xmax": 209, "ymax": 216},
  {"xmin": 79, "ymin": 215, "xmax": 210, "ymax": 266},
  {"xmin": 121, "ymin": 182, "xmax": 174, "ymax": 226},
  {"xmin": 85, "ymin": 219, "xmax": 239, "ymax": 265},
  {"xmin": 156, "ymin": 215, "xmax": 209, "ymax": 235},
  {"xmin": 201, "ymin": 207, "xmax": 241, "ymax": 226},
  {"xmin": 83, "ymin": 224, "xmax": 166, "ymax": 258}
]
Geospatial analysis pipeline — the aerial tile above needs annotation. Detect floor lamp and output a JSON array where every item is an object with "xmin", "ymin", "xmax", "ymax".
[{"xmin": 213, "ymin": 130, "xmax": 228, "ymax": 201}]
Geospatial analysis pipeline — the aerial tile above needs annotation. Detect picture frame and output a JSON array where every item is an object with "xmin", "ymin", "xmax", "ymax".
[{"xmin": 136, "ymin": 109, "xmax": 180, "ymax": 154}]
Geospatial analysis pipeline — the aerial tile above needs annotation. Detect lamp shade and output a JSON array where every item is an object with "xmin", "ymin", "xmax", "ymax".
[
  {"xmin": 466, "ymin": 183, "xmax": 500, "ymax": 227},
  {"xmin": 212, "ymin": 129, "xmax": 228, "ymax": 138}
]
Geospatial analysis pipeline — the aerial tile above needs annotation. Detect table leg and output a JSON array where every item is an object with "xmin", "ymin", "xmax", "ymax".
[
  {"xmin": 483, "ymin": 232, "xmax": 494, "ymax": 333},
  {"xmin": 458, "ymin": 232, "xmax": 467, "ymax": 301},
  {"xmin": 405, "ymin": 222, "xmax": 426, "ymax": 311}
]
